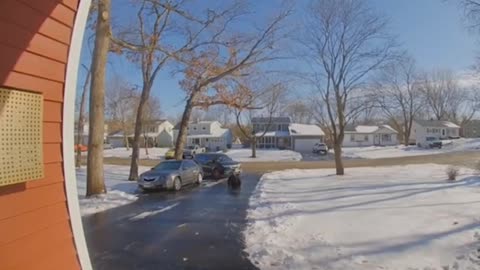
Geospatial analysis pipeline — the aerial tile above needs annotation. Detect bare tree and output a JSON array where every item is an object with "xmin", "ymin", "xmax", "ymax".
[
  {"xmin": 112, "ymin": 0, "xmax": 240, "ymax": 180},
  {"xmin": 76, "ymin": 64, "xmax": 91, "ymax": 168},
  {"xmin": 371, "ymin": 56, "xmax": 423, "ymax": 145},
  {"xmin": 234, "ymin": 83, "xmax": 286, "ymax": 158},
  {"xmin": 300, "ymin": 0, "xmax": 397, "ymax": 175},
  {"xmin": 418, "ymin": 70, "xmax": 463, "ymax": 120},
  {"xmin": 86, "ymin": 0, "xmax": 111, "ymax": 196},
  {"xmin": 173, "ymin": 8, "xmax": 292, "ymax": 160},
  {"xmin": 105, "ymin": 78, "xmax": 137, "ymax": 150},
  {"xmin": 139, "ymin": 95, "xmax": 162, "ymax": 157},
  {"xmin": 283, "ymin": 100, "xmax": 312, "ymax": 124}
]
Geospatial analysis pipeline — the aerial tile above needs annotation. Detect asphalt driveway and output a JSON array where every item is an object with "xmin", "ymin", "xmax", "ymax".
[{"xmin": 83, "ymin": 173, "xmax": 260, "ymax": 270}]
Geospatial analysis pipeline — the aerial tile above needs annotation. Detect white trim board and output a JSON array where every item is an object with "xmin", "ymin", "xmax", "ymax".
[{"xmin": 63, "ymin": 0, "xmax": 93, "ymax": 269}]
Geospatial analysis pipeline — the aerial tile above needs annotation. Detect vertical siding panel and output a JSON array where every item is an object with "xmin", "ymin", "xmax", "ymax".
[{"xmin": 0, "ymin": 0, "xmax": 81, "ymax": 269}]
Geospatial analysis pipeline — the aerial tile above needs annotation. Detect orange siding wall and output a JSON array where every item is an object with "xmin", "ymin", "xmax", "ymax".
[{"xmin": 0, "ymin": 0, "xmax": 81, "ymax": 269}]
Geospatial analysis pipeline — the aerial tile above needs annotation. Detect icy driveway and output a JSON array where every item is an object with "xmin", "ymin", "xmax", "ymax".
[{"xmin": 244, "ymin": 164, "xmax": 480, "ymax": 270}]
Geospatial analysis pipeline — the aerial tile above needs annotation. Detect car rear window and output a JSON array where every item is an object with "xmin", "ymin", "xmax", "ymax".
[{"xmin": 153, "ymin": 161, "xmax": 181, "ymax": 170}]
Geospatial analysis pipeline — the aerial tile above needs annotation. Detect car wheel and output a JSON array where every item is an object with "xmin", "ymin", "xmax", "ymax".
[
  {"xmin": 173, "ymin": 177, "xmax": 182, "ymax": 191},
  {"xmin": 212, "ymin": 168, "xmax": 221, "ymax": 180},
  {"xmin": 196, "ymin": 173, "xmax": 203, "ymax": 184}
]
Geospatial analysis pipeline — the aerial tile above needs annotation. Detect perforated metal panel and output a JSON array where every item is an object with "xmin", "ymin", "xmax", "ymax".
[{"xmin": 0, "ymin": 88, "xmax": 43, "ymax": 186}]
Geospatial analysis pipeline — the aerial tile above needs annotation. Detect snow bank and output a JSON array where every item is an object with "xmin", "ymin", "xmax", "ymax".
[
  {"xmin": 76, "ymin": 165, "xmax": 150, "ymax": 216},
  {"xmin": 342, "ymin": 138, "xmax": 480, "ymax": 159},
  {"xmin": 245, "ymin": 164, "xmax": 480, "ymax": 270},
  {"xmin": 102, "ymin": 147, "xmax": 170, "ymax": 159},
  {"xmin": 226, "ymin": 149, "xmax": 302, "ymax": 162}
]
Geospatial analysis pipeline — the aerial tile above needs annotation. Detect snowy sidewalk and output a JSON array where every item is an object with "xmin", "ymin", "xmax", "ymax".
[
  {"xmin": 244, "ymin": 165, "xmax": 480, "ymax": 270},
  {"xmin": 76, "ymin": 165, "xmax": 150, "ymax": 216}
]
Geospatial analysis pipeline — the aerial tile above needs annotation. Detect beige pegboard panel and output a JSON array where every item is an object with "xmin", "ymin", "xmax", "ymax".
[{"xmin": 0, "ymin": 88, "xmax": 44, "ymax": 186}]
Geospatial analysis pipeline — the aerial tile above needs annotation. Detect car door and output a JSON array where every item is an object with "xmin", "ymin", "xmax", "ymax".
[{"xmin": 181, "ymin": 161, "xmax": 195, "ymax": 183}]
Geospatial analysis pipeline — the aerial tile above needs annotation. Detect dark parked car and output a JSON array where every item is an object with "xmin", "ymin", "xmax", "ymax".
[
  {"xmin": 138, "ymin": 160, "xmax": 202, "ymax": 191},
  {"xmin": 194, "ymin": 153, "xmax": 241, "ymax": 180}
]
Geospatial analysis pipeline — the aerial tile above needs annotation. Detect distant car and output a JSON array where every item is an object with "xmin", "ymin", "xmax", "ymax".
[
  {"xmin": 138, "ymin": 160, "xmax": 202, "ymax": 191},
  {"xmin": 183, "ymin": 145, "xmax": 206, "ymax": 158},
  {"xmin": 312, "ymin": 142, "xmax": 328, "ymax": 155},
  {"xmin": 104, "ymin": 143, "xmax": 113, "ymax": 149},
  {"xmin": 165, "ymin": 148, "xmax": 176, "ymax": 160},
  {"xmin": 422, "ymin": 137, "xmax": 442, "ymax": 149},
  {"xmin": 194, "ymin": 153, "xmax": 241, "ymax": 180},
  {"xmin": 74, "ymin": 144, "xmax": 88, "ymax": 152}
]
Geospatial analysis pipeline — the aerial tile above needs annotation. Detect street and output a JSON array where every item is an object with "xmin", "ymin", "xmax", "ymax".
[{"xmin": 83, "ymin": 173, "xmax": 261, "ymax": 270}]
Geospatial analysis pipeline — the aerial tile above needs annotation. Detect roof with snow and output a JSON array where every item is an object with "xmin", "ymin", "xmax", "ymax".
[
  {"xmin": 289, "ymin": 123, "xmax": 325, "ymax": 136},
  {"xmin": 345, "ymin": 125, "xmax": 398, "ymax": 134},
  {"xmin": 187, "ymin": 128, "xmax": 230, "ymax": 139},
  {"xmin": 415, "ymin": 120, "xmax": 460, "ymax": 128}
]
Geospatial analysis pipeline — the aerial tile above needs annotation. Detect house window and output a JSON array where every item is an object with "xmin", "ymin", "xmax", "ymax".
[
  {"xmin": 202, "ymin": 127, "xmax": 206, "ymax": 130},
  {"xmin": 350, "ymin": 134, "xmax": 355, "ymax": 142},
  {"xmin": 193, "ymin": 127, "xmax": 197, "ymax": 130},
  {"xmin": 382, "ymin": 134, "xmax": 391, "ymax": 142},
  {"xmin": 364, "ymin": 135, "xmax": 368, "ymax": 142}
]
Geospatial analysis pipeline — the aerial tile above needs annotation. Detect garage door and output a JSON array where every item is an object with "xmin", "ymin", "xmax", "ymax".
[{"xmin": 294, "ymin": 138, "xmax": 321, "ymax": 152}]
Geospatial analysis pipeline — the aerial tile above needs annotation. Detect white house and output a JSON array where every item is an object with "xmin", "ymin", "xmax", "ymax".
[
  {"xmin": 107, "ymin": 120, "xmax": 174, "ymax": 148},
  {"xmin": 252, "ymin": 117, "xmax": 325, "ymax": 152},
  {"xmin": 409, "ymin": 120, "xmax": 460, "ymax": 146},
  {"xmin": 74, "ymin": 122, "xmax": 108, "ymax": 145},
  {"xmin": 142, "ymin": 120, "xmax": 174, "ymax": 147},
  {"xmin": 173, "ymin": 121, "xmax": 233, "ymax": 151},
  {"xmin": 343, "ymin": 125, "xmax": 398, "ymax": 147}
]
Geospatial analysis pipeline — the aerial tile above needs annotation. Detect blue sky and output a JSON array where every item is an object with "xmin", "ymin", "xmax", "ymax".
[{"xmin": 78, "ymin": 0, "xmax": 478, "ymax": 118}]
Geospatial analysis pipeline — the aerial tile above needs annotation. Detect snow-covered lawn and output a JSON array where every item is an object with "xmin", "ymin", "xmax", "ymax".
[
  {"xmin": 76, "ymin": 165, "xmax": 150, "ymax": 216},
  {"xmin": 342, "ymin": 138, "xmax": 480, "ymax": 159},
  {"xmin": 226, "ymin": 149, "xmax": 302, "ymax": 162},
  {"xmin": 102, "ymin": 147, "xmax": 170, "ymax": 159},
  {"xmin": 245, "ymin": 164, "xmax": 480, "ymax": 270}
]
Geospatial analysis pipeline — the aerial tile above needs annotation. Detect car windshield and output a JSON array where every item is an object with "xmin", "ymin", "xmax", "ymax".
[
  {"xmin": 194, "ymin": 154, "xmax": 214, "ymax": 164},
  {"xmin": 217, "ymin": 156, "xmax": 234, "ymax": 163},
  {"xmin": 153, "ymin": 161, "xmax": 181, "ymax": 170}
]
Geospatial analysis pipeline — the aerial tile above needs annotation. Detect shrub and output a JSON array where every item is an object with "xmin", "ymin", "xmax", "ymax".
[{"xmin": 446, "ymin": 166, "xmax": 459, "ymax": 181}]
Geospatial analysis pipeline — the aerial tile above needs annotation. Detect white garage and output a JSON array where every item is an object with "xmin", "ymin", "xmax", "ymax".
[
  {"xmin": 293, "ymin": 137, "xmax": 323, "ymax": 152},
  {"xmin": 289, "ymin": 123, "xmax": 325, "ymax": 152}
]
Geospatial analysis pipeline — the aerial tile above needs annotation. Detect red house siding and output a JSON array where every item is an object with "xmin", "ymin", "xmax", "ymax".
[{"xmin": 0, "ymin": 0, "xmax": 81, "ymax": 269}]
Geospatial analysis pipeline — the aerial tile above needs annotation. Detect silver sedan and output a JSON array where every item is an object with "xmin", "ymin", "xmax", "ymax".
[{"xmin": 138, "ymin": 160, "xmax": 203, "ymax": 191}]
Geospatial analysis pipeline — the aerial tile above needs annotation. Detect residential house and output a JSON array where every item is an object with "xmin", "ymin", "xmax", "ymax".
[
  {"xmin": 173, "ymin": 121, "xmax": 233, "ymax": 151},
  {"xmin": 74, "ymin": 122, "xmax": 108, "ymax": 145},
  {"xmin": 252, "ymin": 117, "xmax": 325, "ymax": 152},
  {"xmin": 343, "ymin": 125, "xmax": 398, "ymax": 147},
  {"xmin": 142, "ymin": 119, "xmax": 174, "ymax": 147},
  {"xmin": 409, "ymin": 120, "xmax": 460, "ymax": 146},
  {"xmin": 462, "ymin": 120, "xmax": 480, "ymax": 138},
  {"xmin": 107, "ymin": 120, "xmax": 174, "ymax": 148}
]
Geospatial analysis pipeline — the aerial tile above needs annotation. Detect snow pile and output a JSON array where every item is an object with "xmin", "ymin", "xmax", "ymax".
[
  {"xmin": 102, "ymin": 147, "xmax": 170, "ymax": 159},
  {"xmin": 76, "ymin": 165, "xmax": 150, "ymax": 216},
  {"xmin": 342, "ymin": 138, "xmax": 480, "ymax": 159},
  {"xmin": 226, "ymin": 149, "xmax": 302, "ymax": 162},
  {"xmin": 244, "ymin": 164, "xmax": 480, "ymax": 270}
]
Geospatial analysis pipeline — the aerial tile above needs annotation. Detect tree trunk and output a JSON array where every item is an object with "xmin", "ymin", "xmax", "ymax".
[
  {"xmin": 174, "ymin": 95, "xmax": 196, "ymax": 160},
  {"xmin": 251, "ymin": 137, "xmax": 257, "ymax": 158},
  {"xmin": 128, "ymin": 84, "xmax": 151, "ymax": 180},
  {"xmin": 86, "ymin": 0, "xmax": 110, "ymax": 197},
  {"xmin": 124, "ymin": 134, "xmax": 129, "ymax": 150},
  {"xmin": 75, "ymin": 69, "xmax": 91, "ymax": 168},
  {"xmin": 333, "ymin": 142, "xmax": 344, "ymax": 175},
  {"xmin": 144, "ymin": 134, "xmax": 149, "ymax": 157}
]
